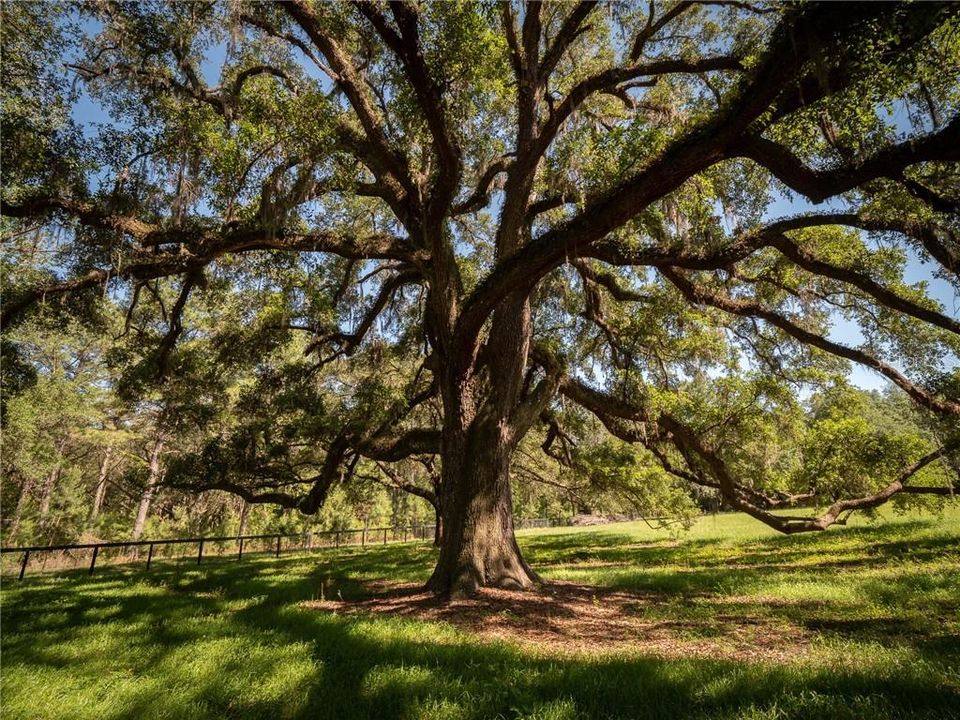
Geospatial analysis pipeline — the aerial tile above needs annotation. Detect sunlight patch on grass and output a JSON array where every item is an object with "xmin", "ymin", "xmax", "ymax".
[{"xmin": 3, "ymin": 507, "xmax": 958, "ymax": 719}]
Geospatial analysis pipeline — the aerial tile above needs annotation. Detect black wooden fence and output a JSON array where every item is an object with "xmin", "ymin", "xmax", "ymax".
[
  {"xmin": 0, "ymin": 517, "xmax": 554, "ymax": 581},
  {"xmin": 0, "ymin": 524, "xmax": 436, "ymax": 580}
]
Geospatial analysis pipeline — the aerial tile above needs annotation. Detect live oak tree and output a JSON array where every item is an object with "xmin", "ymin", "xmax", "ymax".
[{"xmin": 3, "ymin": 1, "xmax": 960, "ymax": 595}]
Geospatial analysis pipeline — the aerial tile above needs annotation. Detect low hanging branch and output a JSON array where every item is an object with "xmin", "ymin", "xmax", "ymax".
[
  {"xmin": 371, "ymin": 461, "xmax": 438, "ymax": 508},
  {"xmin": 659, "ymin": 410, "xmax": 960, "ymax": 534},
  {"xmin": 0, "ymin": 204, "xmax": 419, "ymax": 328},
  {"xmin": 554, "ymin": 372, "xmax": 958, "ymax": 534}
]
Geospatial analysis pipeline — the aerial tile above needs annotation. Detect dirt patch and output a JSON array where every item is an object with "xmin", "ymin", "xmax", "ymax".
[{"xmin": 301, "ymin": 580, "xmax": 812, "ymax": 662}]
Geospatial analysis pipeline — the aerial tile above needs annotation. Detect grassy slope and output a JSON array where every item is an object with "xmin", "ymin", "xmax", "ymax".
[{"xmin": 1, "ymin": 508, "xmax": 958, "ymax": 720}]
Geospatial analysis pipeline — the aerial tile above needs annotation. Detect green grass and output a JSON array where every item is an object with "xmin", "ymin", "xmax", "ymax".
[{"xmin": 2, "ymin": 508, "xmax": 959, "ymax": 720}]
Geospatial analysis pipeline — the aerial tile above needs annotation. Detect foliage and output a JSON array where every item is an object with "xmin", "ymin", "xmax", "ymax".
[{"xmin": 1, "ymin": 2, "xmax": 958, "ymax": 586}]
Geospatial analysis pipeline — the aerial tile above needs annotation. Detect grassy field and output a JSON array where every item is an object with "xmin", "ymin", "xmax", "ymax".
[{"xmin": 1, "ymin": 508, "xmax": 959, "ymax": 720}]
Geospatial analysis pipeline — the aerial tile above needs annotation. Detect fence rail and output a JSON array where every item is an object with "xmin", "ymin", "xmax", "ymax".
[
  {"xmin": 0, "ymin": 517, "xmax": 555, "ymax": 581},
  {"xmin": 0, "ymin": 523, "xmax": 443, "ymax": 580}
]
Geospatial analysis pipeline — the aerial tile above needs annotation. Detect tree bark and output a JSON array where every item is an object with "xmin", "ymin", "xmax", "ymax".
[
  {"xmin": 433, "ymin": 503, "xmax": 443, "ymax": 547},
  {"xmin": 88, "ymin": 447, "xmax": 113, "ymax": 524},
  {"xmin": 38, "ymin": 435, "xmax": 68, "ymax": 522},
  {"xmin": 132, "ymin": 439, "xmax": 164, "ymax": 540},
  {"xmin": 426, "ymin": 416, "xmax": 540, "ymax": 597}
]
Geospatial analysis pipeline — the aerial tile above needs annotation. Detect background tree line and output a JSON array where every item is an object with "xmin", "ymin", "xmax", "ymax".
[{"xmin": 2, "ymin": 291, "xmax": 953, "ymax": 547}]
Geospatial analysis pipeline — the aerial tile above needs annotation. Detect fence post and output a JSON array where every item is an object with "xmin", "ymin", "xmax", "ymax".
[
  {"xmin": 335, "ymin": 530, "xmax": 340, "ymax": 549},
  {"xmin": 18, "ymin": 550, "xmax": 29, "ymax": 580},
  {"xmin": 362, "ymin": 527, "xmax": 366, "ymax": 547},
  {"xmin": 383, "ymin": 528, "xmax": 388, "ymax": 545},
  {"xmin": 238, "ymin": 537, "xmax": 244, "ymax": 560},
  {"xmin": 275, "ymin": 535, "xmax": 281, "ymax": 558},
  {"xmin": 89, "ymin": 545, "xmax": 99, "ymax": 575},
  {"xmin": 403, "ymin": 527, "xmax": 407, "ymax": 543},
  {"xmin": 197, "ymin": 539, "xmax": 204, "ymax": 565},
  {"xmin": 146, "ymin": 543, "xmax": 154, "ymax": 570}
]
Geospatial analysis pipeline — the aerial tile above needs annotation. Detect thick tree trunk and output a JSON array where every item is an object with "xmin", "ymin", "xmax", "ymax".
[
  {"xmin": 423, "ymin": 229, "xmax": 539, "ymax": 596},
  {"xmin": 426, "ymin": 419, "xmax": 539, "ymax": 596},
  {"xmin": 88, "ymin": 447, "xmax": 113, "ymax": 524},
  {"xmin": 132, "ymin": 439, "xmax": 164, "ymax": 540}
]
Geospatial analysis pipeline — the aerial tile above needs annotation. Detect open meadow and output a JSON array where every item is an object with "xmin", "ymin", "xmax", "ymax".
[{"xmin": 2, "ymin": 509, "xmax": 959, "ymax": 720}]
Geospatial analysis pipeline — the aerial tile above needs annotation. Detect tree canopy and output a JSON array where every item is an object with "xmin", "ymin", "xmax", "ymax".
[{"xmin": 2, "ymin": 0, "xmax": 959, "ymax": 594}]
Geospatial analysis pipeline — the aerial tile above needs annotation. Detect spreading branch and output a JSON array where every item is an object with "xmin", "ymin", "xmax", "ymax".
[{"xmin": 659, "ymin": 267, "xmax": 960, "ymax": 415}]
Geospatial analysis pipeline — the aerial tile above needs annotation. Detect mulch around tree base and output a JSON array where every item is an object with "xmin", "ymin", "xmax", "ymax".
[{"xmin": 302, "ymin": 581, "xmax": 813, "ymax": 662}]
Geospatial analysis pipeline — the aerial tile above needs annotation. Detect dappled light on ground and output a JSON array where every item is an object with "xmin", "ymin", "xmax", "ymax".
[
  {"xmin": 305, "ymin": 580, "xmax": 813, "ymax": 662},
  {"xmin": 2, "ymin": 510, "xmax": 959, "ymax": 719}
]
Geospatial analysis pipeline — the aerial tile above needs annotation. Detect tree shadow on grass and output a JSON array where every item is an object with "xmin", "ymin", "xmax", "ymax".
[
  {"xmin": 3, "ymin": 550, "xmax": 960, "ymax": 720},
  {"xmin": 3, "ymin": 518, "xmax": 959, "ymax": 720}
]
